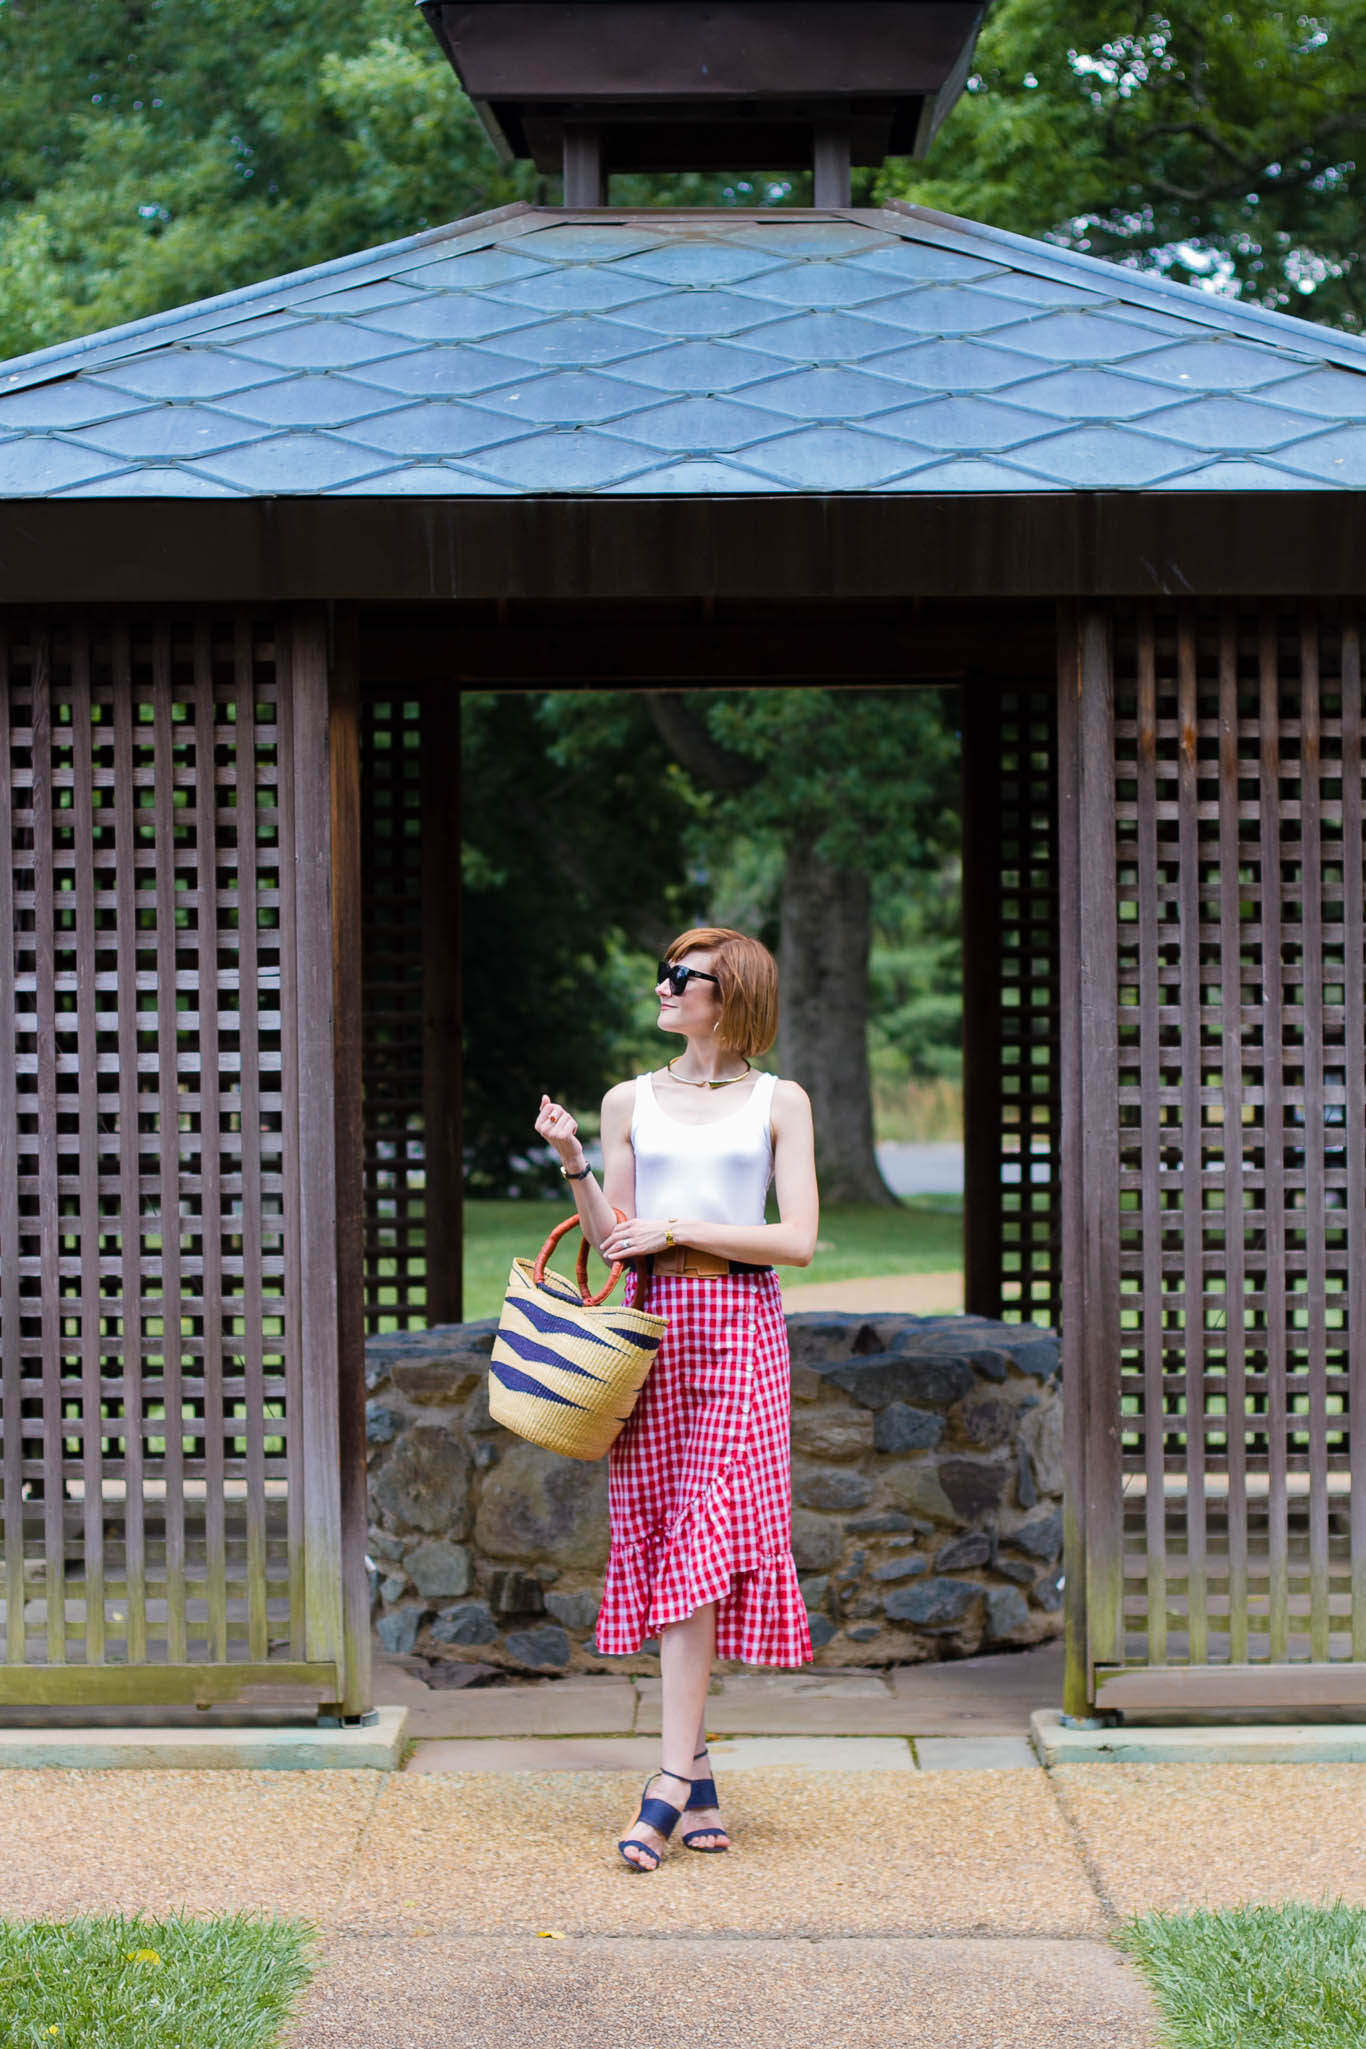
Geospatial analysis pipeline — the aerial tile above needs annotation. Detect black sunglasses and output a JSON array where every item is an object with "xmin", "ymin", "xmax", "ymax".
[{"xmin": 658, "ymin": 960, "xmax": 720, "ymax": 996}]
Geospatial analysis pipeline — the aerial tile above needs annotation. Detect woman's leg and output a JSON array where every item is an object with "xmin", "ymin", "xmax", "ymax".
[{"xmin": 619, "ymin": 1601, "xmax": 716, "ymax": 1869}]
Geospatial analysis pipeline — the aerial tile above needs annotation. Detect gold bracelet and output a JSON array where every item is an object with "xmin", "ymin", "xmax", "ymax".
[{"xmin": 665, "ymin": 1218, "xmax": 677, "ymax": 1248}]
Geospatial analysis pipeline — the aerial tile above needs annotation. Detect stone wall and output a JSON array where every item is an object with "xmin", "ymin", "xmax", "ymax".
[{"xmin": 365, "ymin": 1310, "xmax": 1064, "ymax": 1673}]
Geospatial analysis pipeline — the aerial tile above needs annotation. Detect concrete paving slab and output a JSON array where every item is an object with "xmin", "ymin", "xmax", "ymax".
[
  {"xmin": 704, "ymin": 1735, "xmax": 913, "ymax": 1771},
  {"xmin": 406, "ymin": 1734, "xmax": 913, "ymax": 1773},
  {"xmin": 0, "ymin": 1770, "xmax": 382, "ymax": 1921},
  {"xmin": 1053, "ymin": 1761, "xmax": 1366, "ymax": 1916},
  {"xmin": 636, "ymin": 1667, "xmax": 906, "ymax": 1736},
  {"xmin": 285, "ymin": 1933, "xmax": 1158, "ymax": 2049},
  {"xmin": 406, "ymin": 1735, "xmax": 662, "ymax": 1773},
  {"xmin": 335, "ymin": 1768, "xmax": 1106, "ymax": 1938},
  {"xmin": 917, "ymin": 1737, "xmax": 1039, "ymax": 1771},
  {"xmin": 886, "ymin": 1643, "xmax": 1064, "ymax": 1734},
  {"xmin": 1033, "ymin": 1708, "xmax": 1366, "ymax": 1766},
  {"xmin": 0, "ymin": 1706, "xmax": 407, "ymax": 1771},
  {"xmin": 389, "ymin": 1676, "xmax": 639, "ymax": 1739}
]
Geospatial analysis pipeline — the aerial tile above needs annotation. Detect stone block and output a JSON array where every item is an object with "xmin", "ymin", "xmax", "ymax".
[
  {"xmin": 407, "ymin": 1541, "xmax": 473, "ymax": 1600},
  {"xmin": 504, "ymin": 1624, "xmax": 572, "ymax": 1671},
  {"xmin": 380, "ymin": 1573, "xmax": 408, "ymax": 1605},
  {"xmin": 883, "ymin": 1577, "xmax": 982, "ymax": 1630},
  {"xmin": 1032, "ymin": 1568, "xmax": 1064, "ymax": 1611},
  {"xmin": 372, "ymin": 1426, "xmax": 471, "ymax": 1536},
  {"xmin": 827, "ymin": 1354, "xmax": 976, "ymax": 1411},
  {"xmin": 790, "ymin": 1406, "xmax": 875, "ymax": 1460},
  {"xmin": 791, "ymin": 1508, "xmax": 841, "ymax": 1572},
  {"xmin": 873, "ymin": 1404, "xmax": 944, "ymax": 1453},
  {"xmin": 376, "ymin": 1606, "xmax": 426, "ymax": 1656},
  {"xmin": 870, "ymin": 1555, "xmax": 926, "ymax": 1583},
  {"xmin": 1016, "ymin": 1441, "xmax": 1037, "ymax": 1509},
  {"xmin": 807, "ymin": 1615, "xmax": 838, "ymax": 1649},
  {"xmin": 793, "ymin": 1465, "xmax": 874, "ymax": 1512},
  {"xmin": 844, "ymin": 1512, "xmax": 920, "ymax": 1535},
  {"xmin": 544, "ymin": 1589, "xmax": 600, "ymax": 1631},
  {"xmin": 430, "ymin": 1600, "xmax": 498, "ymax": 1647},
  {"xmin": 1019, "ymin": 1397, "xmax": 1064, "ymax": 1497},
  {"xmin": 785, "ymin": 1314, "xmax": 876, "ymax": 1366},
  {"xmin": 934, "ymin": 1531, "xmax": 992, "ymax": 1571},
  {"xmin": 938, "ymin": 1457, "xmax": 1008, "ymax": 1519},
  {"xmin": 798, "ymin": 1575, "xmax": 830, "ymax": 1611},
  {"xmin": 368, "ymin": 1528, "xmax": 406, "ymax": 1562},
  {"xmin": 365, "ymin": 1401, "xmax": 403, "ymax": 1447},
  {"xmin": 1006, "ymin": 1334, "xmax": 1061, "ymax": 1381},
  {"xmin": 489, "ymin": 1567, "xmax": 547, "ymax": 1617},
  {"xmin": 880, "ymin": 1461, "xmax": 957, "ymax": 1525},
  {"xmin": 985, "ymin": 1585, "xmax": 1032, "ymax": 1640},
  {"xmin": 474, "ymin": 1440, "xmax": 609, "ymax": 1569},
  {"xmin": 1008, "ymin": 1509, "xmax": 1064, "ymax": 1561},
  {"xmin": 391, "ymin": 1361, "xmax": 483, "ymax": 1405},
  {"xmin": 955, "ymin": 1396, "xmax": 1014, "ymax": 1449},
  {"xmin": 789, "ymin": 1364, "xmax": 822, "ymax": 1402},
  {"xmin": 464, "ymin": 1378, "xmax": 496, "ymax": 1435}
]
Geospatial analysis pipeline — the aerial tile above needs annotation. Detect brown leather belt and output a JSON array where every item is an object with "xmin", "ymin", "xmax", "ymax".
[{"xmin": 648, "ymin": 1246, "xmax": 770, "ymax": 1279}]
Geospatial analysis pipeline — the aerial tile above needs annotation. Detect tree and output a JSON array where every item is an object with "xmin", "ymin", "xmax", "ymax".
[
  {"xmin": 878, "ymin": 0, "xmax": 1366, "ymax": 329},
  {"xmin": 633, "ymin": 688, "xmax": 961, "ymax": 1206}
]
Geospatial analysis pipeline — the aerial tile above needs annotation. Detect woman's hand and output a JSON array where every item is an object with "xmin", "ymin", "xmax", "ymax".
[
  {"xmin": 536, "ymin": 1094, "xmax": 586, "ymax": 1170},
  {"xmin": 600, "ymin": 1215, "xmax": 671, "ymax": 1261}
]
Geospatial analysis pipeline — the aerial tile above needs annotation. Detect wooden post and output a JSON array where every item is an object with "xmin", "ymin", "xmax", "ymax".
[
  {"xmin": 813, "ymin": 123, "xmax": 852, "ymax": 206},
  {"xmin": 1057, "ymin": 600, "xmax": 1121, "ymax": 1717},
  {"xmin": 330, "ymin": 608, "xmax": 372, "ymax": 1716},
  {"xmin": 284, "ymin": 612, "xmax": 347, "ymax": 1693},
  {"xmin": 563, "ymin": 126, "xmax": 608, "ymax": 206},
  {"xmin": 422, "ymin": 687, "xmax": 463, "ymax": 1325},
  {"xmin": 961, "ymin": 682, "xmax": 1004, "ymax": 1320}
]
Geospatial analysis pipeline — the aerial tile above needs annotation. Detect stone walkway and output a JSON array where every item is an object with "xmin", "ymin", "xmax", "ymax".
[{"xmin": 3, "ymin": 1640, "xmax": 1362, "ymax": 2046}]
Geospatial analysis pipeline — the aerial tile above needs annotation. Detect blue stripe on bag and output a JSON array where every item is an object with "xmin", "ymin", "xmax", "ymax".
[
  {"xmin": 512, "ymin": 1294, "xmax": 619, "ymax": 1348},
  {"xmin": 495, "ymin": 1327, "xmax": 609, "ymax": 1381},
  {"xmin": 607, "ymin": 1325, "xmax": 662, "ymax": 1349},
  {"xmin": 489, "ymin": 1356, "xmax": 590, "ymax": 1408}
]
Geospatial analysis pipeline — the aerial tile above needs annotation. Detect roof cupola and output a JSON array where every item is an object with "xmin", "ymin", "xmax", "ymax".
[{"xmin": 419, "ymin": 1, "xmax": 989, "ymax": 204}]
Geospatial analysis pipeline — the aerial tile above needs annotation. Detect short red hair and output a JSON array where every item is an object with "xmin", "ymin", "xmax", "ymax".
[{"xmin": 666, "ymin": 927, "xmax": 778, "ymax": 1058}]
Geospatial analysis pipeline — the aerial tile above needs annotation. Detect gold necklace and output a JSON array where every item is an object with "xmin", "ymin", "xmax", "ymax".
[{"xmin": 666, "ymin": 1058, "xmax": 753, "ymax": 1091}]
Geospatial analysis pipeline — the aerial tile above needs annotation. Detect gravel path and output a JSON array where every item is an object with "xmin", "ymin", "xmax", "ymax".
[{"xmin": 9, "ymin": 1742, "xmax": 1363, "ymax": 2045}]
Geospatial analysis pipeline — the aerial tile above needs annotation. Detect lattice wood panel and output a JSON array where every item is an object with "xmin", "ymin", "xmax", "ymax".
[
  {"xmin": 1112, "ymin": 601, "xmax": 1363, "ymax": 1673},
  {"xmin": 0, "ymin": 612, "xmax": 341, "ymax": 1703},
  {"xmin": 963, "ymin": 685, "xmax": 1062, "ymax": 1330},
  {"xmin": 359, "ymin": 694, "xmax": 425, "ymax": 1332}
]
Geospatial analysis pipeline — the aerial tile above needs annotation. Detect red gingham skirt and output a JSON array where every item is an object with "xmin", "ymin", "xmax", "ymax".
[{"xmin": 595, "ymin": 1268, "xmax": 813, "ymax": 1667}]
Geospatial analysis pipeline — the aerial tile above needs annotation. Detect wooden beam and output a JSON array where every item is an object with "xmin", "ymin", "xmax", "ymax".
[
  {"xmin": 1096, "ymin": 1661, "xmax": 1366, "ymax": 1713},
  {"xmin": 0, "ymin": 1661, "xmax": 341, "ymax": 1708}
]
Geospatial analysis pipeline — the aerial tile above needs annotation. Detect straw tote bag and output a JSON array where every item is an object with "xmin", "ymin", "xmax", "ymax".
[{"xmin": 488, "ymin": 1208, "xmax": 667, "ymax": 1461}]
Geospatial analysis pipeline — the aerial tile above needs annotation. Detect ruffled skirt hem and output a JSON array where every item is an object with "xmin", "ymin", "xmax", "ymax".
[{"xmin": 595, "ymin": 1499, "xmax": 813, "ymax": 1667}]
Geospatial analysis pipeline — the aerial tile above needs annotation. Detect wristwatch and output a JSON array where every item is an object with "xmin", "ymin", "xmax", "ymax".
[{"xmin": 560, "ymin": 1161, "xmax": 592, "ymax": 1181}]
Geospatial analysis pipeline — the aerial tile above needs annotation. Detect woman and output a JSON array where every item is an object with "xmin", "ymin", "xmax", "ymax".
[{"xmin": 534, "ymin": 926, "xmax": 819, "ymax": 1871}]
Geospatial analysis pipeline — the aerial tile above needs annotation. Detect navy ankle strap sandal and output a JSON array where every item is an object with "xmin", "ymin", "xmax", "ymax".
[
  {"xmin": 617, "ymin": 1769, "xmax": 690, "ymax": 1872},
  {"xmin": 683, "ymin": 1745, "xmax": 730, "ymax": 1853}
]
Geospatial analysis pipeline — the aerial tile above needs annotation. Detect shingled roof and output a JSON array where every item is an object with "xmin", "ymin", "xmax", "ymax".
[{"xmin": 2, "ymin": 199, "xmax": 1365, "ymax": 498}]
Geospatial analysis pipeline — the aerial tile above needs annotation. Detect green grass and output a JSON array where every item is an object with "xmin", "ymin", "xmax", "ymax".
[
  {"xmin": 0, "ymin": 1913, "xmax": 317, "ymax": 2049},
  {"xmin": 1116, "ymin": 1902, "xmax": 1366, "ymax": 2049},
  {"xmin": 462, "ymin": 1198, "xmax": 963, "ymax": 1321}
]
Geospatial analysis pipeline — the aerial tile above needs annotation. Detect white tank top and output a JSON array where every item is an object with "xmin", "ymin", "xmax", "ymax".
[{"xmin": 631, "ymin": 1070, "xmax": 778, "ymax": 1226}]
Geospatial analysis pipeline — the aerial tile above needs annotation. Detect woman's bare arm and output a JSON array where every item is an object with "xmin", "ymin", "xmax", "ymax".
[
  {"xmin": 533, "ymin": 1081, "xmax": 635, "ymax": 1251},
  {"xmin": 599, "ymin": 1079, "xmax": 819, "ymax": 1268}
]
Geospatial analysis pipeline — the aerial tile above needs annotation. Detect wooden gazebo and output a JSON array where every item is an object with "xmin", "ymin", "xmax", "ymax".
[{"xmin": 1, "ymin": 0, "xmax": 1365, "ymax": 1723}]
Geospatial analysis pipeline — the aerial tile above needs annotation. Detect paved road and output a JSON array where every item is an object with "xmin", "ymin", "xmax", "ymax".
[{"xmin": 876, "ymin": 1141, "xmax": 963, "ymax": 1197}]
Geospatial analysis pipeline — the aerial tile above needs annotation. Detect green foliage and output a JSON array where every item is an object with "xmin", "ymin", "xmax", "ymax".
[
  {"xmin": 1116, "ymin": 1900, "xmax": 1366, "ymax": 2048},
  {"xmin": 704, "ymin": 687, "xmax": 959, "ymax": 878},
  {"xmin": 0, "ymin": 0, "xmax": 533, "ymax": 357},
  {"xmin": 460, "ymin": 692, "xmax": 696, "ymax": 1195},
  {"xmin": 880, "ymin": 0, "xmax": 1366, "ymax": 327},
  {"xmin": 870, "ymin": 857, "xmax": 964, "ymax": 1085},
  {"xmin": 0, "ymin": 1912, "xmax": 315, "ymax": 2048}
]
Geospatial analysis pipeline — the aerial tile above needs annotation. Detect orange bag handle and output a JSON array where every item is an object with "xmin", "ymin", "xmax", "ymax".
[{"xmin": 532, "ymin": 1207, "xmax": 629, "ymax": 1309}]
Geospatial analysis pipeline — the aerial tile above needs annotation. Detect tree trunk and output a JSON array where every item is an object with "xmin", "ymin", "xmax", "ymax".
[{"xmin": 777, "ymin": 841, "xmax": 898, "ymax": 1206}]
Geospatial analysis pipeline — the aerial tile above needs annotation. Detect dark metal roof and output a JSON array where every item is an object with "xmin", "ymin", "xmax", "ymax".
[{"xmin": 2, "ymin": 200, "xmax": 1365, "ymax": 499}]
